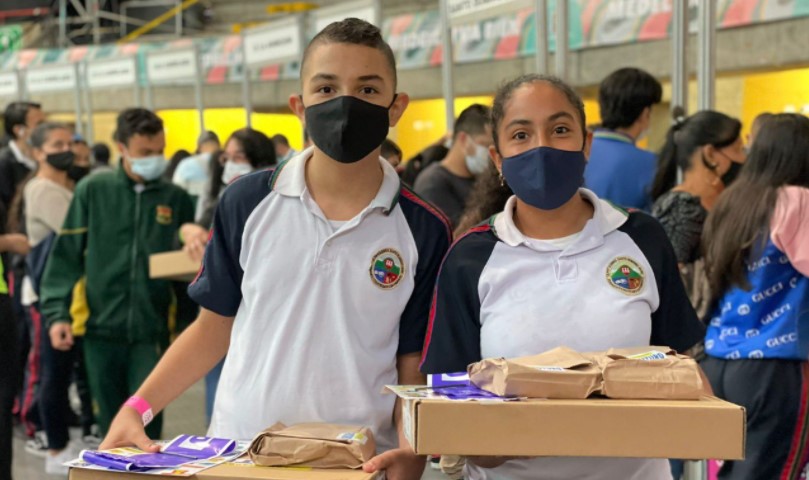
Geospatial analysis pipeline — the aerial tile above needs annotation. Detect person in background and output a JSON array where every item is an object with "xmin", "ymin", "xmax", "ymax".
[
  {"xmin": 17, "ymin": 123, "xmax": 85, "ymax": 474},
  {"xmin": 421, "ymin": 73, "xmax": 704, "ymax": 480},
  {"xmin": 272, "ymin": 134, "xmax": 298, "ymax": 164},
  {"xmin": 0, "ymin": 201, "xmax": 30, "ymax": 480},
  {"xmin": 701, "ymin": 114, "xmax": 809, "ymax": 480},
  {"xmin": 172, "ymin": 131, "xmax": 221, "ymax": 203},
  {"xmin": 747, "ymin": 112, "xmax": 772, "ymax": 149},
  {"xmin": 414, "ymin": 104, "xmax": 493, "ymax": 227},
  {"xmin": 0, "ymin": 102, "xmax": 45, "ymax": 210},
  {"xmin": 399, "ymin": 140, "xmax": 449, "ymax": 187},
  {"xmin": 165, "ymin": 149, "xmax": 191, "ymax": 182},
  {"xmin": 39, "ymin": 108, "xmax": 198, "ymax": 443},
  {"xmin": 381, "ymin": 138, "xmax": 403, "ymax": 170},
  {"xmin": 0, "ymin": 102, "xmax": 44, "ymax": 423},
  {"xmin": 187, "ymin": 128, "xmax": 276, "ymax": 244},
  {"xmin": 584, "ymin": 67, "xmax": 662, "ymax": 211},
  {"xmin": 650, "ymin": 108, "xmax": 744, "ymax": 319},
  {"xmin": 90, "ymin": 143, "xmax": 113, "ymax": 175}
]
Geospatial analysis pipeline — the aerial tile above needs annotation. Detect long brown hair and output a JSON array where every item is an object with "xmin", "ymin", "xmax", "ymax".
[
  {"xmin": 702, "ymin": 114, "xmax": 809, "ymax": 297},
  {"xmin": 454, "ymin": 164, "xmax": 512, "ymax": 237}
]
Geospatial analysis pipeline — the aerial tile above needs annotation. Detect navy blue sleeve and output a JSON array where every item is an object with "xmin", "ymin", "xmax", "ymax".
[
  {"xmin": 187, "ymin": 170, "xmax": 272, "ymax": 317},
  {"xmin": 397, "ymin": 188, "xmax": 452, "ymax": 355},
  {"xmin": 420, "ymin": 225, "xmax": 498, "ymax": 374},
  {"xmin": 619, "ymin": 211, "xmax": 706, "ymax": 352}
]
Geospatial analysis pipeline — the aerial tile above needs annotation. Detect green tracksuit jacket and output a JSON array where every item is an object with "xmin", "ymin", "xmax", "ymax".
[{"xmin": 40, "ymin": 165, "xmax": 198, "ymax": 343}]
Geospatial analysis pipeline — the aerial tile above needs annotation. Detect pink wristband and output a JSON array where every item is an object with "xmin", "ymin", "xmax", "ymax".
[{"xmin": 124, "ymin": 396, "xmax": 154, "ymax": 427}]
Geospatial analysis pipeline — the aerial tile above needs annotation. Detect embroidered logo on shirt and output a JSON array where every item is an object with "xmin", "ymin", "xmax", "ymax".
[
  {"xmin": 606, "ymin": 257, "xmax": 645, "ymax": 295},
  {"xmin": 370, "ymin": 248, "xmax": 404, "ymax": 289},
  {"xmin": 156, "ymin": 205, "xmax": 173, "ymax": 225}
]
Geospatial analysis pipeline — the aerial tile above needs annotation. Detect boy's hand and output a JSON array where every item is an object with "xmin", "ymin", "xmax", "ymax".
[
  {"xmin": 49, "ymin": 323, "xmax": 74, "ymax": 351},
  {"xmin": 99, "ymin": 407, "xmax": 160, "ymax": 453},
  {"xmin": 363, "ymin": 447, "xmax": 425, "ymax": 480}
]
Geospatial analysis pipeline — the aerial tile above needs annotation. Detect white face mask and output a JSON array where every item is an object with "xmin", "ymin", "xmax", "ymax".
[
  {"xmin": 221, "ymin": 161, "xmax": 253, "ymax": 184},
  {"xmin": 464, "ymin": 140, "xmax": 490, "ymax": 175}
]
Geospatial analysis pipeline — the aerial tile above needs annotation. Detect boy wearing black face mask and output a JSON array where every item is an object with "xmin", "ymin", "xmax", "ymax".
[{"xmin": 100, "ymin": 18, "xmax": 450, "ymax": 480}]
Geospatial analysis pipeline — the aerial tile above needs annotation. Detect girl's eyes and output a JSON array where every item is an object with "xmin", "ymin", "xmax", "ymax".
[
  {"xmin": 512, "ymin": 131, "xmax": 528, "ymax": 141},
  {"xmin": 554, "ymin": 126, "xmax": 571, "ymax": 135}
]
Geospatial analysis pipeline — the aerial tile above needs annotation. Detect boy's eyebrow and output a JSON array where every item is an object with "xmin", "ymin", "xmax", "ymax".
[
  {"xmin": 358, "ymin": 74, "xmax": 385, "ymax": 83},
  {"xmin": 310, "ymin": 73, "xmax": 338, "ymax": 82}
]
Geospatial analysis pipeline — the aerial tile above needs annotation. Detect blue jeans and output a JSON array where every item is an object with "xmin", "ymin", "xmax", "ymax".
[{"xmin": 205, "ymin": 359, "xmax": 225, "ymax": 425}]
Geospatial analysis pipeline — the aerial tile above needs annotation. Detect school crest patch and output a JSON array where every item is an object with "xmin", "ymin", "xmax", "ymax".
[
  {"xmin": 370, "ymin": 248, "xmax": 404, "ymax": 289},
  {"xmin": 156, "ymin": 205, "xmax": 173, "ymax": 225},
  {"xmin": 606, "ymin": 257, "xmax": 645, "ymax": 295}
]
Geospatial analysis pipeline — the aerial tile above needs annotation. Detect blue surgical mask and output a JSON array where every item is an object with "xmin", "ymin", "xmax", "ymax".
[
  {"xmin": 464, "ymin": 140, "xmax": 490, "ymax": 175},
  {"xmin": 501, "ymin": 146, "xmax": 586, "ymax": 210},
  {"xmin": 129, "ymin": 154, "xmax": 167, "ymax": 182}
]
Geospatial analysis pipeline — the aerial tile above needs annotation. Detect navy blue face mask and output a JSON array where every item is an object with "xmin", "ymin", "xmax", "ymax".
[{"xmin": 501, "ymin": 146, "xmax": 586, "ymax": 210}]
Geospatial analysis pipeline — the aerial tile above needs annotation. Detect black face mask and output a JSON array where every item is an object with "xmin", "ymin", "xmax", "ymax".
[
  {"xmin": 67, "ymin": 165, "xmax": 91, "ymax": 183},
  {"xmin": 304, "ymin": 95, "xmax": 396, "ymax": 164},
  {"xmin": 721, "ymin": 161, "xmax": 743, "ymax": 187},
  {"xmin": 46, "ymin": 151, "xmax": 75, "ymax": 171}
]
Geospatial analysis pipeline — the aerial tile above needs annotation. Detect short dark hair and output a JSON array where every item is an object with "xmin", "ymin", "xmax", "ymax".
[
  {"xmin": 491, "ymin": 74, "xmax": 586, "ymax": 153},
  {"xmin": 301, "ymin": 18, "xmax": 397, "ymax": 89},
  {"xmin": 271, "ymin": 134, "xmax": 290, "ymax": 147},
  {"xmin": 113, "ymin": 108, "xmax": 163, "ymax": 146},
  {"xmin": 92, "ymin": 143, "xmax": 111, "ymax": 165},
  {"xmin": 4, "ymin": 101, "xmax": 42, "ymax": 138},
  {"xmin": 598, "ymin": 67, "xmax": 662, "ymax": 129},
  {"xmin": 228, "ymin": 128, "xmax": 276, "ymax": 169},
  {"xmin": 29, "ymin": 122, "xmax": 70, "ymax": 149},
  {"xmin": 381, "ymin": 138, "xmax": 401, "ymax": 160},
  {"xmin": 453, "ymin": 104, "xmax": 492, "ymax": 142}
]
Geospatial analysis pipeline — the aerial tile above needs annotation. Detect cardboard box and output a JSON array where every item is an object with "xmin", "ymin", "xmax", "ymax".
[
  {"xmin": 149, "ymin": 250, "xmax": 200, "ymax": 282},
  {"xmin": 392, "ymin": 388, "xmax": 745, "ymax": 460},
  {"xmin": 69, "ymin": 463, "xmax": 380, "ymax": 480}
]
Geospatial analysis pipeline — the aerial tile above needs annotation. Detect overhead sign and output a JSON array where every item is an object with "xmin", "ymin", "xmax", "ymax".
[
  {"xmin": 0, "ymin": 71, "xmax": 18, "ymax": 97},
  {"xmin": 447, "ymin": 0, "xmax": 531, "ymax": 24},
  {"xmin": 244, "ymin": 18, "xmax": 302, "ymax": 65},
  {"xmin": 146, "ymin": 48, "xmax": 197, "ymax": 82},
  {"xmin": 86, "ymin": 57, "xmax": 137, "ymax": 88},
  {"xmin": 313, "ymin": 0, "xmax": 378, "ymax": 33},
  {"xmin": 26, "ymin": 64, "xmax": 76, "ymax": 93}
]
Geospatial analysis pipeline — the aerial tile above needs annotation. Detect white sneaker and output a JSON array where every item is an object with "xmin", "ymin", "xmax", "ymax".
[
  {"xmin": 24, "ymin": 431, "xmax": 48, "ymax": 458},
  {"xmin": 45, "ymin": 447, "xmax": 76, "ymax": 476}
]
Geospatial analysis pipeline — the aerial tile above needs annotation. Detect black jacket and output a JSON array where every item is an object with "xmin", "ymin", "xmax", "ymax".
[{"xmin": 0, "ymin": 145, "xmax": 33, "ymax": 211}]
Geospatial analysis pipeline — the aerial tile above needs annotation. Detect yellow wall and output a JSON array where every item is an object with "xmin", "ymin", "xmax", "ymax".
[
  {"xmin": 158, "ymin": 108, "xmax": 304, "ymax": 158},
  {"xmin": 741, "ymin": 68, "xmax": 809, "ymax": 138},
  {"xmin": 392, "ymin": 96, "xmax": 493, "ymax": 161}
]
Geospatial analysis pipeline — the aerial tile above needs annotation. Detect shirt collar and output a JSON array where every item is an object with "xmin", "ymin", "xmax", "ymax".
[
  {"xmin": 270, "ymin": 146, "xmax": 401, "ymax": 214},
  {"xmin": 594, "ymin": 128, "xmax": 636, "ymax": 145},
  {"xmin": 493, "ymin": 188, "xmax": 629, "ymax": 253},
  {"xmin": 9, "ymin": 141, "xmax": 36, "ymax": 170}
]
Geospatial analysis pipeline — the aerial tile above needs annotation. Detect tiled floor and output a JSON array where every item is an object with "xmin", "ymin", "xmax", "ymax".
[{"xmin": 11, "ymin": 380, "xmax": 448, "ymax": 479}]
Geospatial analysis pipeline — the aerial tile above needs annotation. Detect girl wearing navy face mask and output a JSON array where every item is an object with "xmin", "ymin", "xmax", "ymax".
[{"xmin": 421, "ymin": 74, "xmax": 707, "ymax": 480}]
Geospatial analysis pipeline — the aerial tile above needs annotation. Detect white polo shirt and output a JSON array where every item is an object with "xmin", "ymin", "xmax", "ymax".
[
  {"xmin": 189, "ymin": 148, "xmax": 451, "ymax": 449},
  {"xmin": 421, "ymin": 190, "xmax": 704, "ymax": 480}
]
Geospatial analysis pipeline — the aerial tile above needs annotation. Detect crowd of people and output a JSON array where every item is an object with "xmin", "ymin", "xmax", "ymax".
[{"xmin": 0, "ymin": 16, "xmax": 806, "ymax": 480}]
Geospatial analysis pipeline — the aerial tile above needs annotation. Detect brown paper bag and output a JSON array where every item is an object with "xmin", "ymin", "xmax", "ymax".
[
  {"xmin": 468, "ymin": 346, "xmax": 602, "ymax": 399},
  {"xmin": 599, "ymin": 347, "xmax": 704, "ymax": 400},
  {"xmin": 248, "ymin": 423, "xmax": 376, "ymax": 469}
]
